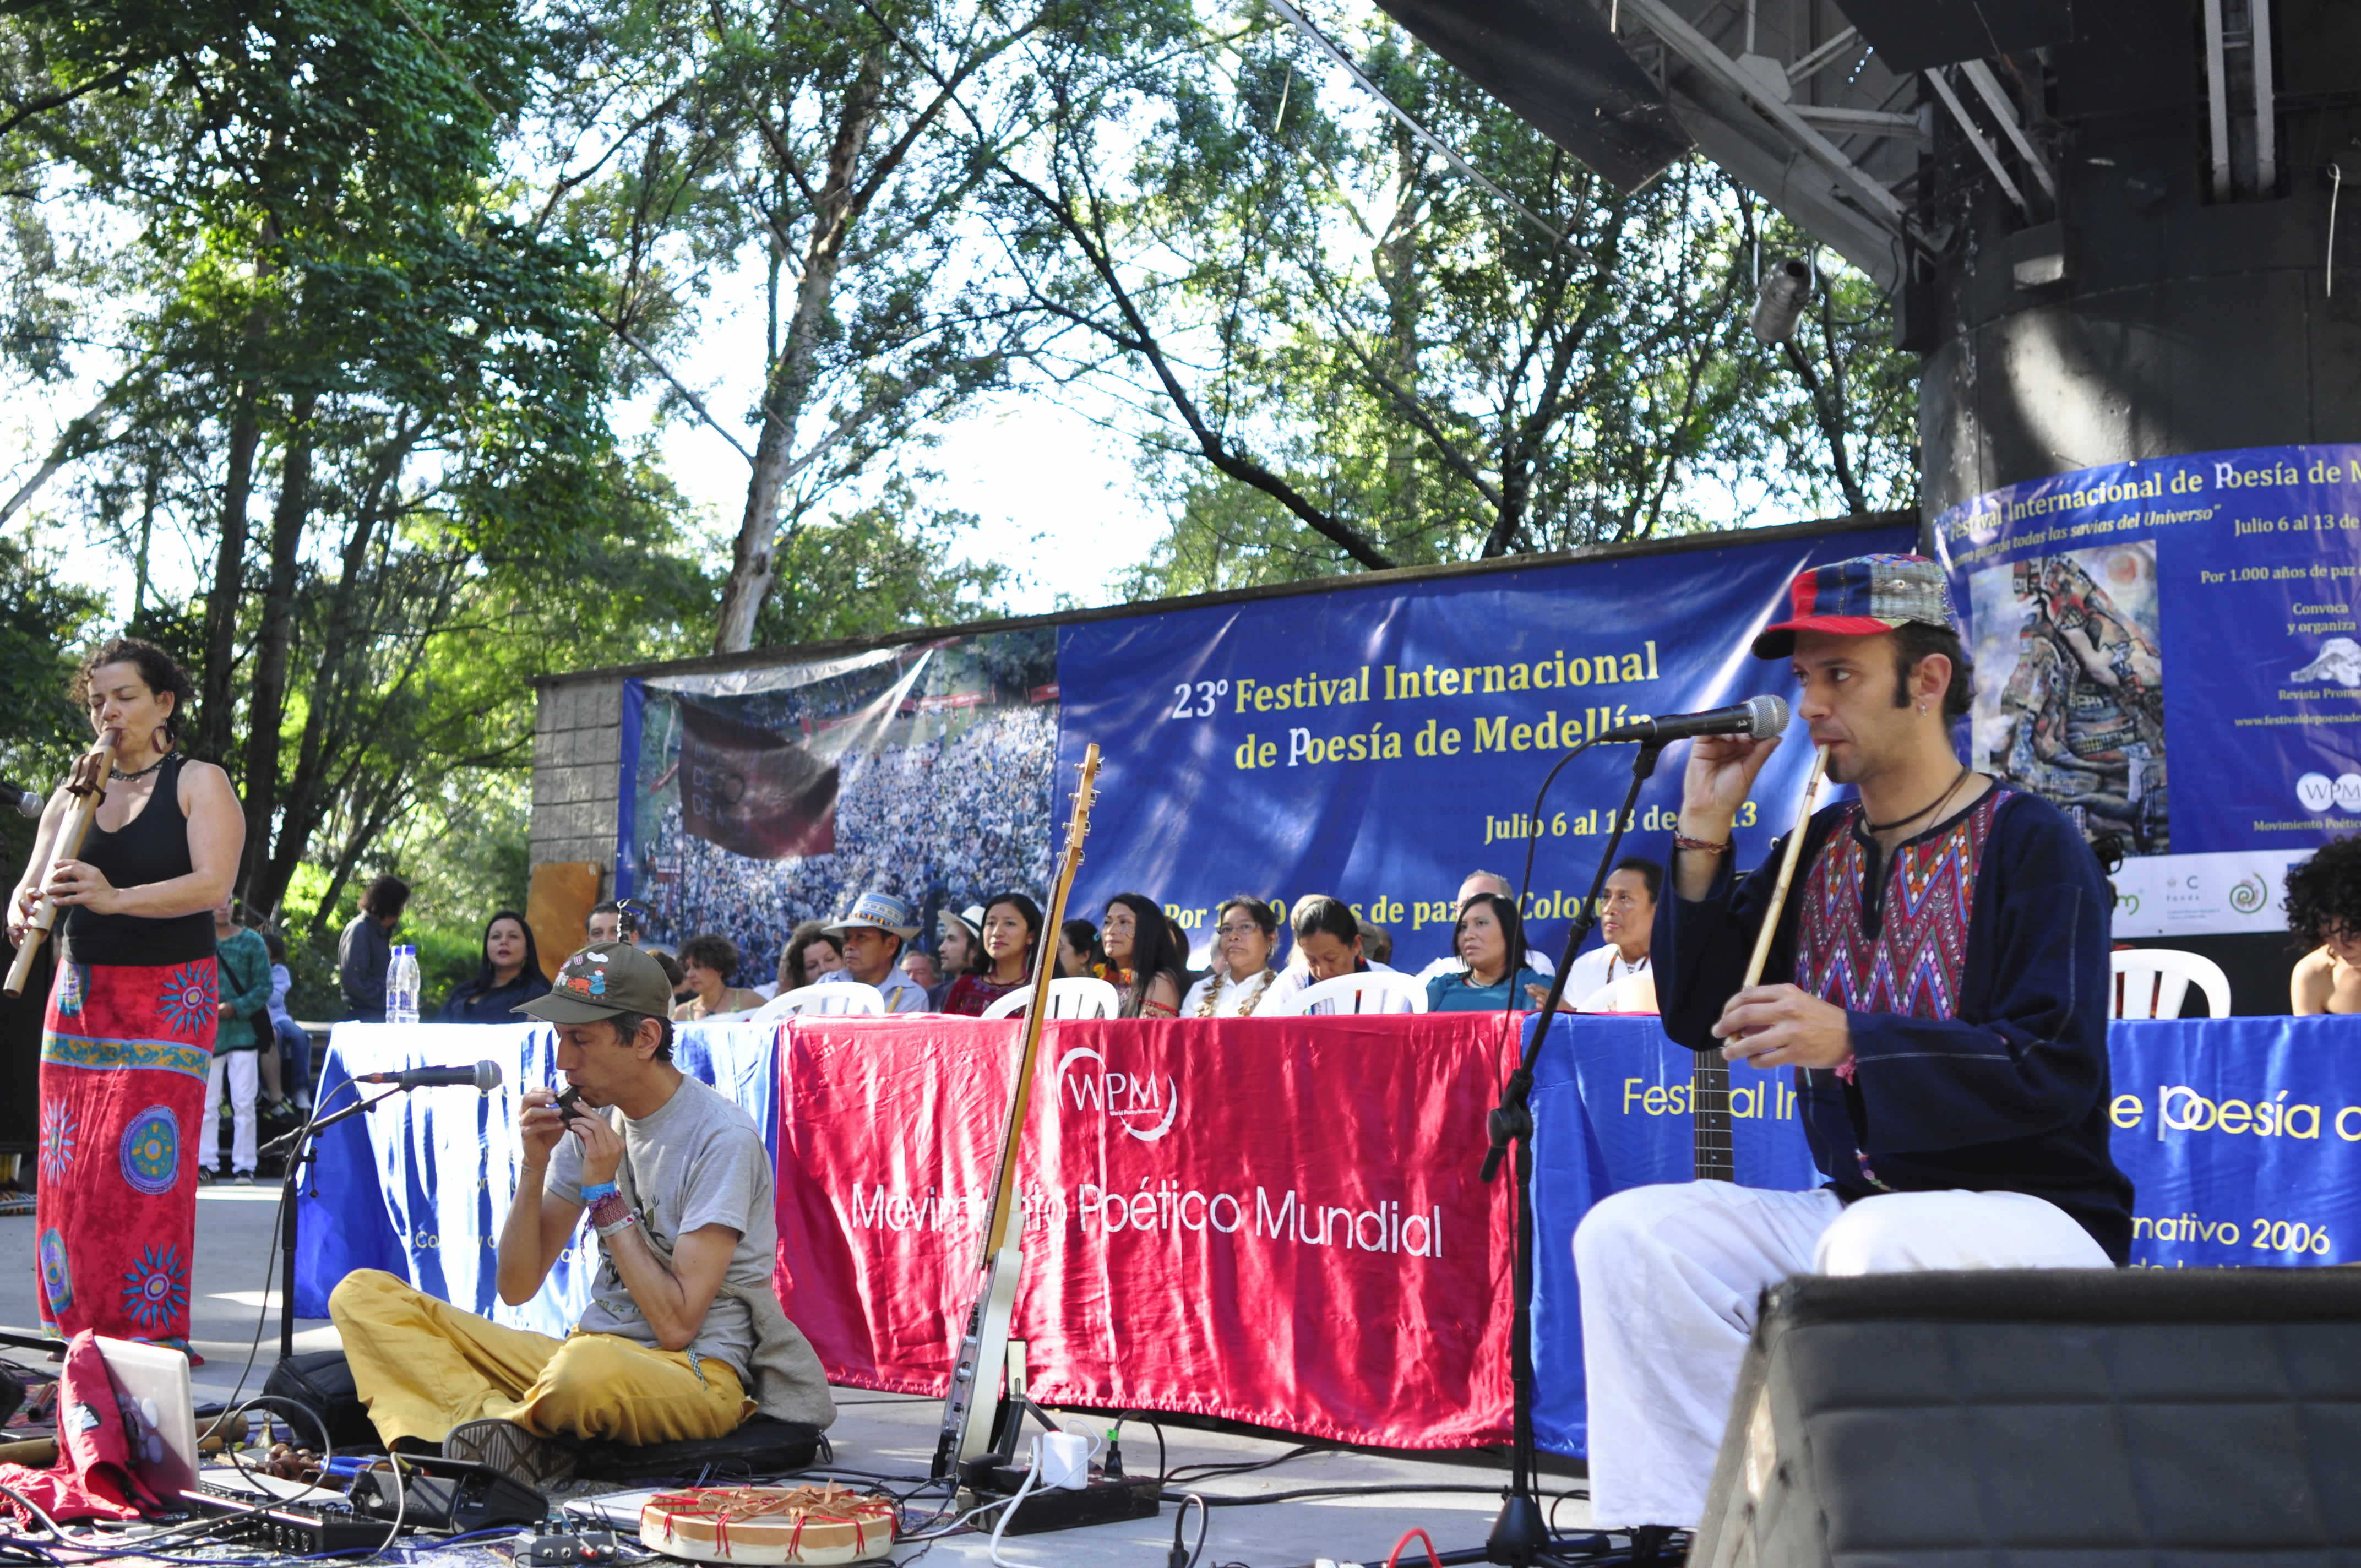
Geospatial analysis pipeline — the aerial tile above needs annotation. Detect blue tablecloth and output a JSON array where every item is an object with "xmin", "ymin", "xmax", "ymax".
[{"xmin": 297, "ymin": 1014, "xmax": 2361, "ymax": 1450}]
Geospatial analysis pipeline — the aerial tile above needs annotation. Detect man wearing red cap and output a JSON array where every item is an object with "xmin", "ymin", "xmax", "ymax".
[{"xmin": 1574, "ymin": 553, "xmax": 2132, "ymax": 1544}]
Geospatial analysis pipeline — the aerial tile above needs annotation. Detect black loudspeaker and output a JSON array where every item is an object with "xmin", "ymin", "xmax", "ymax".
[{"xmin": 1694, "ymin": 1268, "xmax": 2361, "ymax": 1565}]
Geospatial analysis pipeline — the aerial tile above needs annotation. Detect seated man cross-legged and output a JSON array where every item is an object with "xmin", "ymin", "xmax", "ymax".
[
  {"xmin": 1574, "ymin": 554, "xmax": 2133, "ymax": 1547},
  {"xmin": 330, "ymin": 943, "xmax": 833, "ymax": 1482}
]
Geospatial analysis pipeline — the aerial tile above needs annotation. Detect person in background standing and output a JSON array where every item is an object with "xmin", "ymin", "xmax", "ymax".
[
  {"xmin": 1184, "ymin": 897, "xmax": 1282, "ymax": 1017},
  {"xmin": 9, "ymin": 637, "xmax": 242, "ymax": 1348},
  {"xmin": 439, "ymin": 910, "xmax": 551, "ymax": 1023},
  {"xmin": 339, "ymin": 874, "xmax": 409, "ymax": 1020},
  {"xmin": 944, "ymin": 893, "xmax": 1042, "ymax": 1016},
  {"xmin": 671, "ymin": 933, "xmax": 765, "ymax": 1020},
  {"xmin": 1095, "ymin": 894, "xmax": 1186, "ymax": 1019},
  {"xmin": 262, "ymin": 929, "xmax": 313, "ymax": 1112},
  {"xmin": 1057, "ymin": 919, "xmax": 1096, "ymax": 979},
  {"xmin": 776, "ymin": 921, "xmax": 842, "ymax": 994},
  {"xmin": 584, "ymin": 899, "xmax": 645, "ymax": 948},
  {"xmin": 205, "ymin": 898, "xmax": 273, "ymax": 1183}
]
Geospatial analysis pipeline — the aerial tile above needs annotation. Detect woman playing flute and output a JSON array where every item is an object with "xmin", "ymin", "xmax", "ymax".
[{"xmin": 8, "ymin": 638, "xmax": 242, "ymax": 1351}]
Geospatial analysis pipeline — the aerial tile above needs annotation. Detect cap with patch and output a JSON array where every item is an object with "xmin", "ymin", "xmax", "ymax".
[
  {"xmin": 518, "ymin": 943, "xmax": 677, "ymax": 1024},
  {"xmin": 1752, "ymin": 552, "xmax": 1959, "ymax": 660},
  {"xmin": 826, "ymin": 890, "xmax": 920, "ymax": 941}
]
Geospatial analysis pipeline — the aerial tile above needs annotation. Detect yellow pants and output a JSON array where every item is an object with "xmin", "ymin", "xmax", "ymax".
[{"xmin": 328, "ymin": 1269, "xmax": 751, "ymax": 1447}]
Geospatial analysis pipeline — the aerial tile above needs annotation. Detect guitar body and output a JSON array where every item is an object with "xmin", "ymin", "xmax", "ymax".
[{"xmin": 935, "ymin": 1242, "xmax": 1022, "ymax": 1474}]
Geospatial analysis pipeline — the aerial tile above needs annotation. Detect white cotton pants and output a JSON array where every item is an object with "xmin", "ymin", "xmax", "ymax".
[
  {"xmin": 1574, "ymin": 1181, "xmax": 2112, "ymax": 1529},
  {"xmin": 203, "ymin": 1049, "xmax": 259, "ymax": 1177}
]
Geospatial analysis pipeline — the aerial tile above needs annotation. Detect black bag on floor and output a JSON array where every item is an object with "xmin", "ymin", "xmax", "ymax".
[{"xmin": 262, "ymin": 1349, "xmax": 381, "ymax": 1452}]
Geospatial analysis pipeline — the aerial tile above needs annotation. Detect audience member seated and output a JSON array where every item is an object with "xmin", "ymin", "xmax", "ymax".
[
  {"xmin": 902, "ymin": 948, "xmax": 940, "ymax": 997},
  {"xmin": 1413, "ymin": 869, "xmax": 1555, "ymax": 984},
  {"xmin": 440, "ymin": 910, "xmax": 553, "ymax": 1023},
  {"xmin": 776, "ymin": 920, "xmax": 842, "ymax": 994},
  {"xmin": 945, "ymin": 892, "xmax": 1043, "ymax": 1015},
  {"xmin": 329, "ymin": 945, "xmax": 834, "ymax": 1485},
  {"xmin": 263, "ymin": 929, "xmax": 313, "ymax": 1112},
  {"xmin": 1168, "ymin": 913, "xmax": 1209, "ymax": 990},
  {"xmin": 671, "ymin": 934, "xmax": 766, "ymax": 1021},
  {"xmin": 1358, "ymin": 914, "xmax": 1394, "ymax": 967},
  {"xmin": 1096, "ymin": 893, "xmax": 1187, "ymax": 1018},
  {"xmin": 1428, "ymin": 892, "xmax": 1548, "ymax": 1013},
  {"xmin": 1256, "ymin": 896, "xmax": 1396, "ymax": 1015},
  {"xmin": 1185, "ymin": 896, "xmax": 1282, "ymax": 1016},
  {"xmin": 820, "ymin": 892, "xmax": 929, "ymax": 1013},
  {"xmin": 2288, "ymin": 835, "xmax": 2361, "ymax": 1015},
  {"xmin": 1558, "ymin": 857, "xmax": 1659, "ymax": 1012},
  {"xmin": 1058, "ymin": 919, "xmax": 1097, "ymax": 978}
]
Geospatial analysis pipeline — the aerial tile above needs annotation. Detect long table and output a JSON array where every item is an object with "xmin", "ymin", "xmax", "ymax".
[{"xmin": 296, "ymin": 1012, "xmax": 2361, "ymax": 1456}]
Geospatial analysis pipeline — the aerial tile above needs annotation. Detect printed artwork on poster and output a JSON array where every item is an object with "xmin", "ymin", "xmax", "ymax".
[
  {"xmin": 1968, "ymin": 543, "xmax": 2168, "ymax": 853},
  {"xmin": 622, "ymin": 629, "xmax": 1058, "ymax": 984},
  {"xmin": 1936, "ymin": 444, "xmax": 2361, "ymax": 934}
]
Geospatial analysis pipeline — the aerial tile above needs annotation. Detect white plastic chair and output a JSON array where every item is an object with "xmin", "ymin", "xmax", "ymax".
[
  {"xmin": 1288, "ymin": 971, "xmax": 1430, "ymax": 1016},
  {"xmin": 980, "ymin": 977, "xmax": 1121, "ymax": 1020},
  {"xmin": 2110, "ymin": 948, "xmax": 2232, "ymax": 1020},
  {"xmin": 753, "ymin": 981, "xmax": 888, "ymax": 1020}
]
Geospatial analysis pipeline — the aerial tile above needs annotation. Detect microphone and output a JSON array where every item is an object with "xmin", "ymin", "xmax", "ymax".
[
  {"xmin": 355, "ymin": 1061, "xmax": 503, "ymax": 1092},
  {"xmin": 1595, "ymin": 694, "xmax": 1789, "ymax": 744},
  {"xmin": 1, "ymin": 779, "xmax": 39, "ymax": 818}
]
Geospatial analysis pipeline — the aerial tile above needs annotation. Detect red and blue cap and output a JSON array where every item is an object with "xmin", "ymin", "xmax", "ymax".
[{"xmin": 1751, "ymin": 553, "xmax": 1959, "ymax": 660}]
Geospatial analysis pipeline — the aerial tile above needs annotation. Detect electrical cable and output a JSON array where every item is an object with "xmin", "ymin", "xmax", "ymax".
[
  {"xmin": 1163, "ymin": 1441, "xmax": 1337, "ymax": 1487},
  {"xmin": 1387, "ymin": 1526, "xmax": 1443, "ymax": 1568},
  {"xmin": 1165, "ymin": 1482, "xmax": 1580, "ymax": 1507},
  {"xmin": 984, "ymin": 1436, "xmax": 1046, "ymax": 1568}
]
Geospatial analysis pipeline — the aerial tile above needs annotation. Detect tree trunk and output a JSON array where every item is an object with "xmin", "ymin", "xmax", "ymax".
[
  {"xmin": 238, "ymin": 394, "xmax": 315, "ymax": 906},
  {"xmin": 197, "ymin": 393, "xmax": 262, "ymax": 763},
  {"xmin": 712, "ymin": 50, "xmax": 885, "ymax": 655},
  {"xmin": 1377, "ymin": 124, "xmax": 1422, "ymax": 524}
]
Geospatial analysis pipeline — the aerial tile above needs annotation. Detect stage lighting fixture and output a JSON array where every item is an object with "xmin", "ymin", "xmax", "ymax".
[{"xmin": 1749, "ymin": 258, "xmax": 1811, "ymax": 343}]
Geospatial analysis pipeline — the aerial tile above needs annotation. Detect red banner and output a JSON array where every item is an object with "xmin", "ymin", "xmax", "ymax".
[{"xmin": 772, "ymin": 1013, "xmax": 1519, "ymax": 1448}]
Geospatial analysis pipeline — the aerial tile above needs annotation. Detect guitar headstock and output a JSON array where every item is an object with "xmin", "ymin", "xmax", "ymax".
[{"xmin": 1065, "ymin": 745, "xmax": 1101, "ymax": 854}]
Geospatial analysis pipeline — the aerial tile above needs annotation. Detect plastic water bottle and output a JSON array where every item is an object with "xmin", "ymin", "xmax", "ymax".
[{"xmin": 387, "ymin": 944, "xmax": 420, "ymax": 1025}]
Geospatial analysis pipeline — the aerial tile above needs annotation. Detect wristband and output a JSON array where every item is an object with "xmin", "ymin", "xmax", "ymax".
[
  {"xmin": 576, "ymin": 1180, "xmax": 621, "ymax": 1205},
  {"xmin": 1674, "ymin": 834, "xmax": 1732, "ymax": 856},
  {"xmin": 590, "ymin": 1191, "xmax": 632, "ymax": 1230},
  {"xmin": 595, "ymin": 1206, "xmax": 641, "ymax": 1239}
]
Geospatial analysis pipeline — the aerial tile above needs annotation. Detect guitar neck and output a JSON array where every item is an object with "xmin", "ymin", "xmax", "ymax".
[{"xmin": 1693, "ymin": 1054, "xmax": 1733, "ymax": 1183}]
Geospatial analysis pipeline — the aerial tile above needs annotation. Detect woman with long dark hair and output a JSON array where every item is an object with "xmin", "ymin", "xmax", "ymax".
[
  {"xmin": 1183, "ymin": 896, "xmax": 1282, "ymax": 1017},
  {"xmin": 1094, "ymin": 892, "xmax": 1187, "ymax": 1019},
  {"xmin": 1426, "ymin": 892, "xmax": 1549, "ymax": 1013},
  {"xmin": 943, "ymin": 892, "xmax": 1042, "ymax": 1016},
  {"xmin": 7, "ymin": 637, "xmax": 242, "ymax": 1350},
  {"xmin": 437, "ymin": 910, "xmax": 551, "ymax": 1022}
]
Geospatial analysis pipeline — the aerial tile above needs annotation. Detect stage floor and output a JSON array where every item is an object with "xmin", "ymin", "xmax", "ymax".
[{"xmin": 1, "ymin": 1190, "xmax": 1593, "ymax": 1566}]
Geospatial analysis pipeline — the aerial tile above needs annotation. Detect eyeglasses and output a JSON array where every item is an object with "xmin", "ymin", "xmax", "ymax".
[{"xmin": 1217, "ymin": 922, "xmax": 1263, "ymax": 937}]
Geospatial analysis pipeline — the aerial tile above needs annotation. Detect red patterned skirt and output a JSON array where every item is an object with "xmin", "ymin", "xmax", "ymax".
[{"xmin": 36, "ymin": 957, "xmax": 216, "ymax": 1350}]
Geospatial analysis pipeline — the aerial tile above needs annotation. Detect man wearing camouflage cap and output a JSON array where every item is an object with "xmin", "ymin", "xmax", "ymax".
[
  {"xmin": 329, "ymin": 943, "xmax": 833, "ymax": 1485},
  {"xmin": 1573, "ymin": 554, "xmax": 2132, "ymax": 1547}
]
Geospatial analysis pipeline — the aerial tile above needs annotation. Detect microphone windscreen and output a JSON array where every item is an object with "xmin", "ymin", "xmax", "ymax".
[
  {"xmin": 474, "ymin": 1060, "xmax": 504, "ymax": 1092},
  {"xmin": 1747, "ymin": 694, "xmax": 1791, "ymax": 738}
]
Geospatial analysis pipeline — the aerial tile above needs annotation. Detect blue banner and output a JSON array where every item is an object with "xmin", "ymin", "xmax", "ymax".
[
  {"xmin": 293, "ymin": 1020, "xmax": 780, "ymax": 1330},
  {"xmin": 1933, "ymin": 444, "xmax": 2361, "ymax": 935},
  {"xmin": 1054, "ymin": 526, "xmax": 1911, "ymax": 964}
]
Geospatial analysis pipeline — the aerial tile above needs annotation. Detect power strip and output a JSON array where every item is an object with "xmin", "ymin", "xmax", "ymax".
[{"xmin": 964, "ymin": 1463, "xmax": 1162, "ymax": 1535}]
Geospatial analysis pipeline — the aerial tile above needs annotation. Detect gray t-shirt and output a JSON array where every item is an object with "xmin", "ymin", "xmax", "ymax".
[{"xmin": 547, "ymin": 1074, "xmax": 773, "ymax": 1378}]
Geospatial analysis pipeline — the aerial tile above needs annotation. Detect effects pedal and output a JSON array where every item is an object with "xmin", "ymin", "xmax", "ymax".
[{"xmin": 527, "ymin": 1524, "xmax": 620, "ymax": 1566}]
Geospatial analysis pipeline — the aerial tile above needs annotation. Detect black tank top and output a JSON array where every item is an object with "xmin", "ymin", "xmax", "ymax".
[{"xmin": 61, "ymin": 752, "xmax": 217, "ymax": 967}]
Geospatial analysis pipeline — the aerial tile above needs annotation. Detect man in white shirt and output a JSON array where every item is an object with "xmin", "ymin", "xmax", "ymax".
[
  {"xmin": 1560, "ymin": 856, "xmax": 1659, "ymax": 1011},
  {"xmin": 817, "ymin": 892, "xmax": 931, "ymax": 1014},
  {"xmin": 1413, "ymin": 869, "xmax": 1557, "ymax": 986}
]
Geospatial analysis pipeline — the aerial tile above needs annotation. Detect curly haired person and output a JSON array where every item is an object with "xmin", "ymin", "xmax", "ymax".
[{"xmin": 2287, "ymin": 836, "xmax": 2361, "ymax": 1015}]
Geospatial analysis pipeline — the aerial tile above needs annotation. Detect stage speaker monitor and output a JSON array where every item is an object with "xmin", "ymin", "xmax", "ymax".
[{"xmin": 1693, "ymin": 1267, "xmax": 2361, "ymax": 1566}]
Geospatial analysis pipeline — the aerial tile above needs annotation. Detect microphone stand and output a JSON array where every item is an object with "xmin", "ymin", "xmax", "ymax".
[
  {"xmin": 262, "ymin": 1086, "xmax": 404, "ymax": 1362},
  {"xmin": 1481, "ymin": 736, "xmax": 1668, "ymax": 1566}
]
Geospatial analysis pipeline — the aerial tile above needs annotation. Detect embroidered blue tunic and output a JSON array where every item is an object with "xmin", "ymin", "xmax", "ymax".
[{"xmin": 1653, "ymin": 784, "xmax": 2134, "ymax": 1263}]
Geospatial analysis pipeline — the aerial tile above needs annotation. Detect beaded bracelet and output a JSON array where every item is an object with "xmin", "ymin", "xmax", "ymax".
[{"xmin": 1673, "ymin": 834, "xmax": 1732, "ymax": 856}]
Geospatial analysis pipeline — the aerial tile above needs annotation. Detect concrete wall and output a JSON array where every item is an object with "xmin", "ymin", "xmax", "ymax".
[{"xmin": 530, "ymin": 674, "xmax": 625, "ymax": 879}]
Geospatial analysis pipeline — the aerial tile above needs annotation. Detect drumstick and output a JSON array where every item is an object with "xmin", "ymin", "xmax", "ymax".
[
  {"xmin": 1740, "ymin": 743, "xmax": 1829, "ymax": 990},
  {"xmin": 5, "ymin": 734, "xmax": 118, "ymax": 999}
]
